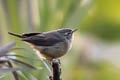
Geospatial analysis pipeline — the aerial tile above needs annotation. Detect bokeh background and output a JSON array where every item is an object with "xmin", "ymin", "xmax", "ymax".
[{"xmin": 0, "ymin": 0, "xmax": 120, "ymax": 80}]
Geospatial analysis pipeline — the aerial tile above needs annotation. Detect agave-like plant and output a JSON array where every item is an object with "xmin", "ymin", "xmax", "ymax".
[{"xmin": 0, "ymin": 42, "xmax": 36, "ymax": 80}]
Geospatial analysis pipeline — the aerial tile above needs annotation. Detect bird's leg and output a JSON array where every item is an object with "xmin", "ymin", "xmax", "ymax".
[{"xmin": 48, "ymin": 60, "xmax": 52, "ymax": 66}]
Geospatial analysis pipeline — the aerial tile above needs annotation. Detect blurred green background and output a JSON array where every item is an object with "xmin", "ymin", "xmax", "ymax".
[{"xmin": 0, "ymin": 0, "xmax": 120, "ymax": 80}]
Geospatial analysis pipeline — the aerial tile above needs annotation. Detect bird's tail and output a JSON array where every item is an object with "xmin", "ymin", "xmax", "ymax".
[{"xmin": 8, "ymin": 32, "xmax": 22, "ymax": 38}]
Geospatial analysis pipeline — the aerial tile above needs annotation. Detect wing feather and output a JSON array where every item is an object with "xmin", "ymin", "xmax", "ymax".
[
  {"xmin": 22, "ymin": 33, "xmax": 41, "ymax": 37},
  {"xmin": 22, "ymin": 33, "xmax": 64, "ymax": 46}
]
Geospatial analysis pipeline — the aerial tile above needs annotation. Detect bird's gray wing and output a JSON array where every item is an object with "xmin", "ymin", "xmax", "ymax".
[
  {"xmin": 22, "ymin": 33, "xmax": 42, "ymax": 37},
  {"xmin": 22, "ymin": 33, "xmax": 64, "ymax": 46}
]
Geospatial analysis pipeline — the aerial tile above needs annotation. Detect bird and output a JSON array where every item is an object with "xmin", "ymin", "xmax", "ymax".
[{"xmin": 8, "ymin": 28, "xmax": 77, "ymax": 61}]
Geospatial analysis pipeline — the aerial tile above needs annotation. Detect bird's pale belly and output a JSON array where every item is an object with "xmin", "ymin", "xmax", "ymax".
[{"xmin": 32, "ymin": 41, "xmax": 71, "ymax": 60}]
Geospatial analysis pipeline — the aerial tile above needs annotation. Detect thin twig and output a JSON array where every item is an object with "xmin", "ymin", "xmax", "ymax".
[
  {"xmin": 49, "ymin": 59, "xmax": 62, "ymax": 80},
  {"xmin": 8, "ymin": 58, "xmax": 36, "ymax": 69},
  {"xmin": 7, "ymin": 61, "xmax": 19, "ymax": 80}
]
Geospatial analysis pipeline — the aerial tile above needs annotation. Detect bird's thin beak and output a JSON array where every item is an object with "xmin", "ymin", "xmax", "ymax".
[{"xmin": 72, "ymin": 29, "xmax": 78, "ymax": 33}]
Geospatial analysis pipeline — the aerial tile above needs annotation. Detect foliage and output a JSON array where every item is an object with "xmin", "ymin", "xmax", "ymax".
[
  {"xmin": 80, "ymin": 0, "xmax": 120, "ymax": 41},
  {"xmin": 0, "ymin": 42, "xmax": 36, "ymax": 80}
]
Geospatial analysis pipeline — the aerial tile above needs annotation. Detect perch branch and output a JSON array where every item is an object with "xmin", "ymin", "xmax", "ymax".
[{"xmin": 49, "ymin": 59, "xmax": 62, "ymax": 80}]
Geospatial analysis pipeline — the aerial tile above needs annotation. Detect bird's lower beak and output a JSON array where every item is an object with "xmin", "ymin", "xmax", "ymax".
[{"xmin": 72, "ymin": 29, "xmax": 78, "ymax": 33}]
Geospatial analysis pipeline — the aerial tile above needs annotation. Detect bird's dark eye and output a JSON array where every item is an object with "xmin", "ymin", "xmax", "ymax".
[{"xmin": 64, "ymin": 32, "xmax": 71, "ymax": 36}]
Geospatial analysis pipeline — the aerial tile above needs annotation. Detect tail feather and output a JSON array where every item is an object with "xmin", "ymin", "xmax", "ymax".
[{"xmin": 8, "ymin": 32, "xmax": 22, "ymax": 38}]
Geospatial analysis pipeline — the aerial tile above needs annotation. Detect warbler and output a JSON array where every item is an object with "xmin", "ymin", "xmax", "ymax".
[{"xmin": 8, "ymin": 28, "xmax": 77, "ymax": 60}]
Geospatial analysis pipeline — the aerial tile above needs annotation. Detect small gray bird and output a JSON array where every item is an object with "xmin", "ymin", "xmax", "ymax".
[{"xmin": 8, "ymin": 28, "xmax": 77, "ymax": 60}]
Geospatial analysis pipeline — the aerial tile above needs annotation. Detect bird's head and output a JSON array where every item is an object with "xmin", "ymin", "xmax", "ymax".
[{"xmin": 58, "ymin": 28, "xmax": 78, "ymax": 40}]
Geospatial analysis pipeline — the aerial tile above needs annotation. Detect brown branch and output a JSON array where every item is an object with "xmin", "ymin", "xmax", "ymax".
[{"xmin": 49, "ymin": 59, "xmax": 62, "ymax": 80}]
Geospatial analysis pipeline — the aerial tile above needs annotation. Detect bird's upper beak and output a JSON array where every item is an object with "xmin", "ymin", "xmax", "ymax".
[{"xmin": 72, "ymin": 29, "xmax": 78, "ymax": 33}]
